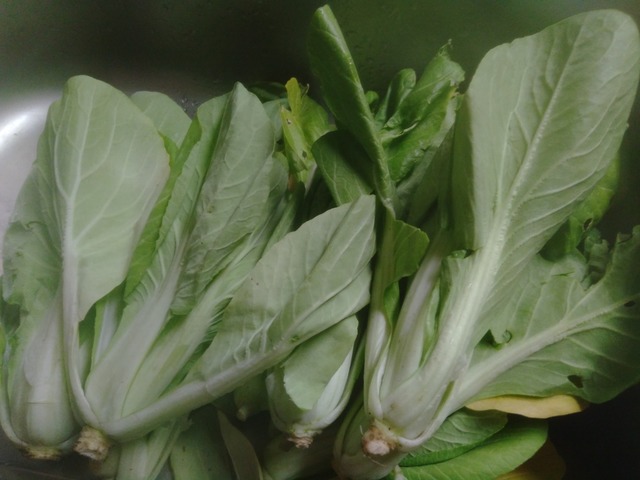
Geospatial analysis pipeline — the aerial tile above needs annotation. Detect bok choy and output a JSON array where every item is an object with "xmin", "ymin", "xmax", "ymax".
[
  {"xmin": 1, "ymin": 4, "xmax": 640, "ymax": 479},
  {"xmin": 305, "ymin": 6, "xmax": 640, "ymax": 479},
  {"xmin": 0, "ymin": 77, "xmax": 170, "ymax": 458}
]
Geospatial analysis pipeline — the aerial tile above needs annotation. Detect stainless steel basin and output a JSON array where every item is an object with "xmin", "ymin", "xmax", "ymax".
[{"xmin": 1, "ymin": 1, "xmax": 639, "ymax": 478}]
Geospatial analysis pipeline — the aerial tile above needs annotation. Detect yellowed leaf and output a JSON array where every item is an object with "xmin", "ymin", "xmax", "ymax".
[
  {"xmin": 497, "ymin": 441, "xmax": 566, "ymax": 480},
  {"xmin": 466, "ymin": 394, "xmax": 588, "ymax": 418}
]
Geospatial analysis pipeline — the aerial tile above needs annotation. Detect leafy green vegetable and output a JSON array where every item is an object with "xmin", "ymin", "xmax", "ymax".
[
  {"xmin": 460, "ymin": 227, "xmax": 640, "ymax": 404},
  {"xmin": 169, "ymin": 407, "xmax": 235, "ymax": 480},
  {"xmin": 394, "ymin": 417, "xmax": 548, "ymax": 480},
  {"xmin": 1, "ymin": 5, "xmax": 640, "ymax": 480},
  {"xmin": 101, "ymin": 418, "xmax": 188, "ymax": 480},
  {"xmin": 400, "ymin": 409, "xmax": 508, "ymax": 466},
  {"xmin": 85, "ymin": 194, "xmax": 375, "ymax": 442},
  {"xmin": 130, "ymin": 90, "xmax": 192, "ymax": 154},
  {"xmin": 266, "ymin": 315, "xmax": 362, "ymax": 445},
  {"xmin": 76, "ymin": 84, "xmax": 295, "ymax": 457},
  {"xmin": 342, "ymin": 8, "xmax": 640, "ymax": 479},
  {"xmin": 80, "ymin": 90, "xmax": 232, "ymax": 434},
  {"xmin": 0, "ymin": 76, "xmax": 170, "ymax": 458},
  {"xmin": 279, "ymin": 77, "xmax": 333, "ymax": 186},
  {"xmin": 217, "ymin": 410, "xmax": 264, "ymax": 480},
  {"xmin": 541, "ymin": 157, "xmax": 620, "ymax": 261},
  {"xmin": 313, "ymin": 130, "xmax": 374, "ymax": 205},
  {"xmin": 308, "ymin": 5, "xmax": 394, "ymax": 210}
]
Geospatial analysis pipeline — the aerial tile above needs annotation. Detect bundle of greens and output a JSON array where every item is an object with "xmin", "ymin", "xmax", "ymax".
[{"xmin": 1, "ymin": 4, "xmax": 639, "ymax": 480}]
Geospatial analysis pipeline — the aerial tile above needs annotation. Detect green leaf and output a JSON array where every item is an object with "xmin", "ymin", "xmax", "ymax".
[
  {"xmin": 217, "ymin": 411, "xmax": 264, "ymax": 480},
  {"xmin": 191, "ymin": 195, "xmax": 375, "ymax": 386},
  {"xmin": 2, "ymin": 100, "xmax": 63, "ymax": 315},
  {"xmin": 125, "ymin": 168, "xmax": 288, "ymax": 414},
  {"xmin": 127, "ymin": 95, "xmax": 190, "ymax": 296},
  {"xmin": 386, "ymin": 218, "xmax": 431, "ymax": 287},
  {"xmin": 266, "ymin": 316, "xmax": 362, "ymax": 443},
  {"xmin": 496, "ymin": 441, "xmax": 566, "ymax": 480},
  {"xmin": 374, "ymin": 69, "xmax": 417, "ymax": 127},
  {"xmin": 281, "ymin": 316, "xmax": 358, "ymax": 410},
  {"xmin": 382, "ymin": 217, "xmax": 431, "ymax": 322},
  {"xmin": 110, "ymin": 418, "xmax": 188, "ymax": 480},
  {"xmin": 384, "ymin": 45, "xmax": 463, "ymax": 133},
  {"xmin": 122, "ymin": 96, "xmax": 203, "ymax": 300},
  {"xmin": 364, "ymin": 9, "xmax": 640, "ymax": 454},
  {"xmin": 280, "ymin": 77, "xmax": 332, "ymax": 183},
  {"xmin": 451, "ymin": 10, "xmax": 640, "ymax": 283},
  {"xmin": 364, "ymin": 213, "xmax": 432, "ymax": 412},
  {"xmin": 541, "ymin": 156, "xmax": 620, "ymax": 261},
  {"xmin": 6, "ymin": 75, "xmax": 170, "ymax": 322},
  {"xmin": 382, "ymin": 46, "xmax": 464, "ymax": 183},
  {"xmin": 1, "ymin": 76, "xmax": 170, "ymax": 452},
  {"xmin": 401, "ymin": 409, "xmax": 507, "ymax": 466},
  {"xmin": 55, "ymin": 77, "xmax": 170, "ymax": 320},
  {"xmin": 97, "ymin": 196, "xmax": 375, "ymax": 441},
  {"xmin": 124, "ymin": 93, "xmax": 228, "ymax": 300},
  {"xmin": 396, "ymin": 125, "xmax": 454, "ymax": 227},
  {"xmin": 461, "ymin": 227, "xmax": 640, "ymax": 405},
  {"xmin": 398, "ymin": 417, "xmax": 547, "ymax": 480},
  {"xmin": 308, "ymin": 5, "xmax": 394, "ymax": 209},
  {"xmin": 130, "ymin": 90, "xmax": 191, "ymax": 150},
  {"xmin": 170, "ymin": 408, "xmax": 235, "ymax": 480},
  {"xmin": 171, "ymin": 83, "xmax": 279, "ymax": 315},
  {"xmin": 313, "ymin": 130, "xmax": 374, "ymax": 205},
  {"xmin": 84, "ymin": 93, "xmax": 229, "ymax": 424}
]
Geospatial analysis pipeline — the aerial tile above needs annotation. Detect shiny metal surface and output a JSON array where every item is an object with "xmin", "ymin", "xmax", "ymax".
[{"xmin": 1, "ymin": 1, "xmax": 639, "ymax": 478}]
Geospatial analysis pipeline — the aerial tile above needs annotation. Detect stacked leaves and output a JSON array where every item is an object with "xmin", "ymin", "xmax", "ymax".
[{"xmin": 1, "ymin": 4, "xmax": 639, "ymax": 480}]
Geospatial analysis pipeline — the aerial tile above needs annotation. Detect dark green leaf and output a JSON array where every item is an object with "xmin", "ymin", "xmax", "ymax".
[{"xmin": 308, "ymin": 5, "xmax": 394, "ymax": 209}]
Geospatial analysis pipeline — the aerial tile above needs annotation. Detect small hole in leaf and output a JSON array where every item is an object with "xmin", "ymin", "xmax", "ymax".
[
  {"xmin": 625, "ymin": 300, "xmax": 636, "ymax": 307},
  {"xmin": 568, "ymin": 374, "xmax": 584, "ymax": 388},
  {"xmin": 482, "ymin": 329, "xmax": 512, "ymax": 348},
  {"xmin": 582, "ymin": 218, "xmax": 593, "ymax": 231}
]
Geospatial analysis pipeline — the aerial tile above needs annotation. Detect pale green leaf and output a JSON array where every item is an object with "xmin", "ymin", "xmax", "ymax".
[
  {"xmin": 84, "ymin": 93, "xmax": 229, "ymax": 423},
  {"xmin": 191, "ymin": 195, "xmax": 375, "ymax": 386},
  {"xmin": 112, "ymin": 418, "xmax": 188, "ymax": 480},
  {"xmin": 452, "ymin": 9, "xmax": 640, "ymax": 292},
  {"xmin": 130, "ymin": 91, "xmax": 191, "ymax": 148},
  {"xmin": 281, "ymin": 315, "xmax": 359, "ymax": 410},
  {"xmin": 461, "ymin": 227, "xmax": 640, "ymax": 405},
  {"xmin": 1, "ymin": 75, "xmax": 170, "ymax": 449},
  {"xmin": 280, "ymin": 77, "xmax": 332, "ymax": 181},
  {"xmin": 171, "ymin": 83, "xmax": 279, "ymax": 315}
]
